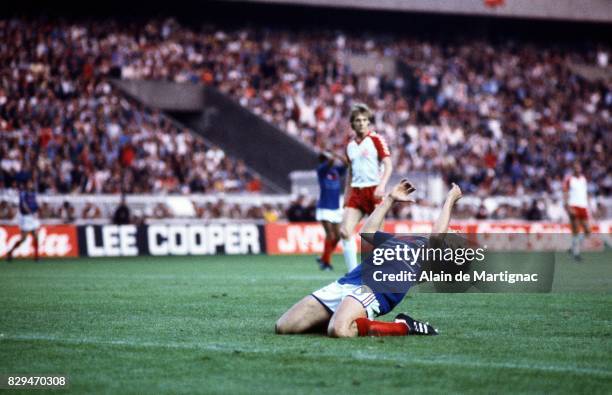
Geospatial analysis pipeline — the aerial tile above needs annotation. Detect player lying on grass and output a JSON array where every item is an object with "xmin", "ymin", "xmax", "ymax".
[{"xmin": 275, "ymin": 180, "xmax": 462, "ymax": 337}]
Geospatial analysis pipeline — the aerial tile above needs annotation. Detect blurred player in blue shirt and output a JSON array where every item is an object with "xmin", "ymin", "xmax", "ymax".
[
  {"xmin": 315, "ymin": 151, "xmax": 347, "ymax": 270},
  {"xmin": 6, "ymin": 179, "xmax": 40, "ymax": 261}
]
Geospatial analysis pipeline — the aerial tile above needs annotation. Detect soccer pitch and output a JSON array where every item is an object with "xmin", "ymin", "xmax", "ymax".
[{"xmin": 0, "ymin": 254, "xmax": 610, "ymax": 394}]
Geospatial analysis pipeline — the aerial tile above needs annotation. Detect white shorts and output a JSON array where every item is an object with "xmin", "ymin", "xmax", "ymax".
[
  {"xmin": 19, "ymin": 214, "xmax": 40, "ymax": 232},
  {"xmin": 315, "ymin": 208, "xmax": 343, "ymax": 224},
  {"xmin": 312, "ymin": 281, "xmax": 381, "ymax": 319}
]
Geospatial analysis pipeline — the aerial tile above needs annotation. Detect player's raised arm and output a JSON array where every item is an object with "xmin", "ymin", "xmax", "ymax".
[
  {"xmin": 431, "ymin": 183, "xmax": 462, "ymax": 235},
  {"xmin": 327, "ymin": 150, "xmax": 349, "ymax": 167},
  {"xmin": 318, "ymin": 152, "xmax": 334, "ymax": 169},
  {"xmin": 361, "ymin": 179, "xmax": 415, "ymax": 236}
]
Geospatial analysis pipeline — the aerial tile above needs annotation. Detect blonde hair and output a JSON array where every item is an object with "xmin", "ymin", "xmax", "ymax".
[{"xmin": 349, "ymin": 103, "xmax": 373, "ymax": 123}]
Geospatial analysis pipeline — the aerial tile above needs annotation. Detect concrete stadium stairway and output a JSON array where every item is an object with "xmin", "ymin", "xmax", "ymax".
[{"xmin": 112, "ymin": 79, "xmax": 318, "ymax": 193}]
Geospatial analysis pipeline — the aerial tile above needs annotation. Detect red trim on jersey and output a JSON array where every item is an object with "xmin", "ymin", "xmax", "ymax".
[{"xmin": 369, "ymin": 133, "xmax": 390, "ymax": 160}]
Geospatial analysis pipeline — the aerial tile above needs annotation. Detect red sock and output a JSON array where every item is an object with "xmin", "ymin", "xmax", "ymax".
[
  {"xmin": 355, "ymin": 318, "xmax": 408, "ymax": 337},
  {"xmin": 321, "ymin": 238, "xmax": 332, "ymax": 264},
  {"xmin": 322, "ymin": 237, "xmax": 339, "ymax": 264},
  {"xmin": 33, "ymin": 236, "xmax": 39, "ymax": 260}
]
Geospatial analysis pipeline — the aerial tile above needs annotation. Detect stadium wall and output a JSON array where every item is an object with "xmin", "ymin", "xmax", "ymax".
[
  {"xmin": 111, "ymin": 79, "xmax": 204, "ymax": 112},
  {"xmin": 1, "ymin": 222, "xmax": 609, "ymax": 259},
  {"xmin": 239, "ymin": 0, "xmax": 612, "ymax": 23}
]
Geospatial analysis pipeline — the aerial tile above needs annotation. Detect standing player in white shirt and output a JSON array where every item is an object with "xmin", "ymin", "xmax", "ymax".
[
  {"xmin": 339, "ymin": 104, "xmax": 392, "ymax": 271},
  {"xmin": 563, "ymin": 162, "xmax": 591, "ymax": 261}
]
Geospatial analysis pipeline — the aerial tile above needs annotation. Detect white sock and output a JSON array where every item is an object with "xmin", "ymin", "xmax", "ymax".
[
  {"xmin": 341, "ymin": 237, "xmax": 358, "ymax": 272},
  {"xmin": 572, "ymin": 234, "xmax": 584, "ymax": 256},
  {"xmin": 577, "ymin": 234, "xmax": 585, "ymax": 254}
]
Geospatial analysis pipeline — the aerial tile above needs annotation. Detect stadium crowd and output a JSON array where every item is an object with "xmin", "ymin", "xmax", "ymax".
[
  {"xmin": 0, "ymin": 19, "xmax": 259, "ymax": 195},
  {"xmin": 0, "ymin": 18, "xmax": 610, "ymax": 221},
  {"xmin": 87, "ymin": 18, "xmax": 610, "ymax": 198}
]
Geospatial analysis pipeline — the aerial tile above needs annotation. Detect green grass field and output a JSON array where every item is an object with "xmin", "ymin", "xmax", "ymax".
[{"xmin": 0, "ymin": 254, "xmax": 611, "ymax": 394}]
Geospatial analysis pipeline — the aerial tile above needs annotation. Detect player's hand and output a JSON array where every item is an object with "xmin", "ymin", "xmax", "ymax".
[
  {"xmin": 447, "ymin": 183, "xmax": 463, "ymax": 203},
  {"xmin": 389, "ymin": 179, "xmax": 416, "ymax": 203}
]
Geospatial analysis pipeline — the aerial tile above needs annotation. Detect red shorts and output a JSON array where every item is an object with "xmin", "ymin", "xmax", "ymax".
[
  {"xmin": 345, "ymin": 186, "xmax": 381, "ymax": 215},
  {"xmin": 569, "ymin": 206, "xmax": 589, "ymax": 220}
]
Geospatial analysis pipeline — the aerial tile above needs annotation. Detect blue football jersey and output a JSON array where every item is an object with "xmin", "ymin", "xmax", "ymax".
[
  {"xmin": 337, "ymin": 231, "xmax": 428, "ymax": 315},
  {"xmin": 19, "ymin": 191, "xmax": 38, "ymax": 215},
  {"xmin": 316, "ymin": 164, "xmax": 346, "ymax": 210}
]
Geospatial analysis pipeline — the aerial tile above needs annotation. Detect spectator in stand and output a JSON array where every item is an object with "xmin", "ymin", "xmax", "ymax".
[
  {"xmin": 475, "ymin": 204, "xmax": 489, "ymax": 220},
  {"xmin": 82, "ymin": 201, "xmax": 103, "ymax": 220},
  {"xmin": 112, "ymin": 195, "xmax": 131, "ymax": 225},
  {"xmin": 287, "ymin": 195, "xmax": 309, "ymax": 222},
  {"xmin": 262, "ymin": 204, "xmax": 280, "ymax": 223},
  {"xmin": 0, "ymin": 200, "xmax": 15, "ymax": 220},
  {"xmin": 524, "ymin": 200, "xmax": 544, "ymax": 221},
  {"xmin": 37, "ymin": 202, "xmax": 56, "ymax": 220},
  {"xmin": 245, "ymin": 204, "xmax": 264, "ymax": 220},
  {"xmin": 152, "ymin": 202, "xmax": 172, "ymax": 219},
  {"xmin": 59, "ymin": 201, "xmax": 76, "ymax": 223},
  {"xmin": 228, "ymin": 203, "xmax": 243, "ymax": 219}
]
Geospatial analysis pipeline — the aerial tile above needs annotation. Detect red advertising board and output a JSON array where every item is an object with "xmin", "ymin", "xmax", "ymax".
[
  {"xmin": 0, "ymin": 225, "xmax": 79, "ymax": 258},
  {"xmin": 0, "ymin": 221, "xmax": 608, "ymax": 258},
  {"xmin": 265, "ymin": 221, "xmax": 610, "ymax": 255}
]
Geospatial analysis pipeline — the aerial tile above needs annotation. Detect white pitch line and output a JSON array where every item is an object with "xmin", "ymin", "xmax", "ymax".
[{"xmin": 3, "ymin": 334, "xmax": 611, "ymax": 378}]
